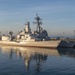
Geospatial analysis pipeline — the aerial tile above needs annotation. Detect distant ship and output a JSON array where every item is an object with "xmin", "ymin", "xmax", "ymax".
[{"xmin": 0, "ymin": 14, "xmax": 75, "ymax": 48}]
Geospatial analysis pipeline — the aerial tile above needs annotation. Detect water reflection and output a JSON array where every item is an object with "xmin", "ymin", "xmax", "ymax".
[
  {"xmin": 57, "ymin": 48, "xmax": 75, "ymax": 57},
  {"xmin": 0, "ymin": 45, "xmax": 75, "ymax": 73}
]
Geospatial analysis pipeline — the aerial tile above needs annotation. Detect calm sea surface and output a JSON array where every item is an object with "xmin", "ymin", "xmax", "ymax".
[{"xmin": 0, "ymin": 46, "xmax": 75, "ymax": 75}]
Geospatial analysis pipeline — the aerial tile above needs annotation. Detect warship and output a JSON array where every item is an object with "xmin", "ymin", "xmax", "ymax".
[{"xmin": 0, "ymin": 14, "xmax": 75, "ymax": 48}]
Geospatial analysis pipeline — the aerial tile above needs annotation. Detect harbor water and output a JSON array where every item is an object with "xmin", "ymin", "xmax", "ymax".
[{"xmin": 0, "ymin": 46, "xmax": 75, "ymax": 75}]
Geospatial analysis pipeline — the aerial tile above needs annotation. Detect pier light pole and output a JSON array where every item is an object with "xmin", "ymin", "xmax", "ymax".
[
  {"xmin": 0, "ymin": 31, "xmax": 1, "ymax": 35},
  {"xmin": 63, "ymin": 32, "xmax": 65, "ymax": 38},
  {"xmin": 0, "ymin": 31, "xmax": 1, "ymax": 40},
  {"xmin": 74, "ymin": 30, "xmax": 75, "ymax": 39}
]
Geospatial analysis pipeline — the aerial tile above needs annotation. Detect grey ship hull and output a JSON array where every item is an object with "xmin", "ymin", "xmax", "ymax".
[
  {"xmin": 0, "ymin": 40, "xmax": 75, "ymax": 48},
  {"xmin": 0, "ymin": 40, "xmax": 61, "ymax": 48}
]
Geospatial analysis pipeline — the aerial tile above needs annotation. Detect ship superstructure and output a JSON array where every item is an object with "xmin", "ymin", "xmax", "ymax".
[{"xmin": 16, "ymin": 14, "xmax": 50, "ymax": 42}]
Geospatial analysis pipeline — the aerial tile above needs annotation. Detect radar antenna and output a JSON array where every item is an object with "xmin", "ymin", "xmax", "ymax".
[{"xmin": 33, "ymin": 14, "xmax": 42, "ymax": 33}]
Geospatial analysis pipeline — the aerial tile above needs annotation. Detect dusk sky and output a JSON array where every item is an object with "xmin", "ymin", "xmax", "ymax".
[{"xmin": 0, "ymin": 0, "xmax": 75, "ymax": 37}]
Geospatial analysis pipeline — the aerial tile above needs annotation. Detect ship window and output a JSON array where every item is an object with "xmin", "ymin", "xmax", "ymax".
[{"xmin": 26, "ymin": 36, "xmax": 28, "ymax": 38}]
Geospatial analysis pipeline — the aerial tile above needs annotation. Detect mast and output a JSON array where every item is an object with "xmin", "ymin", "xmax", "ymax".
[
  {"xmin": 33, "ymin": 14, "xmax": 42, "ymax": 33},
  {"xmin": 25, "ymin": 22, "xmax": 31, "ymax": 34}
]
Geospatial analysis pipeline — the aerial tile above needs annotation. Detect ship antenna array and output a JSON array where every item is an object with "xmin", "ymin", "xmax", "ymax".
[{"xmin": 33, "ymin": 14, "xmax": 42, "ymax": 33}]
